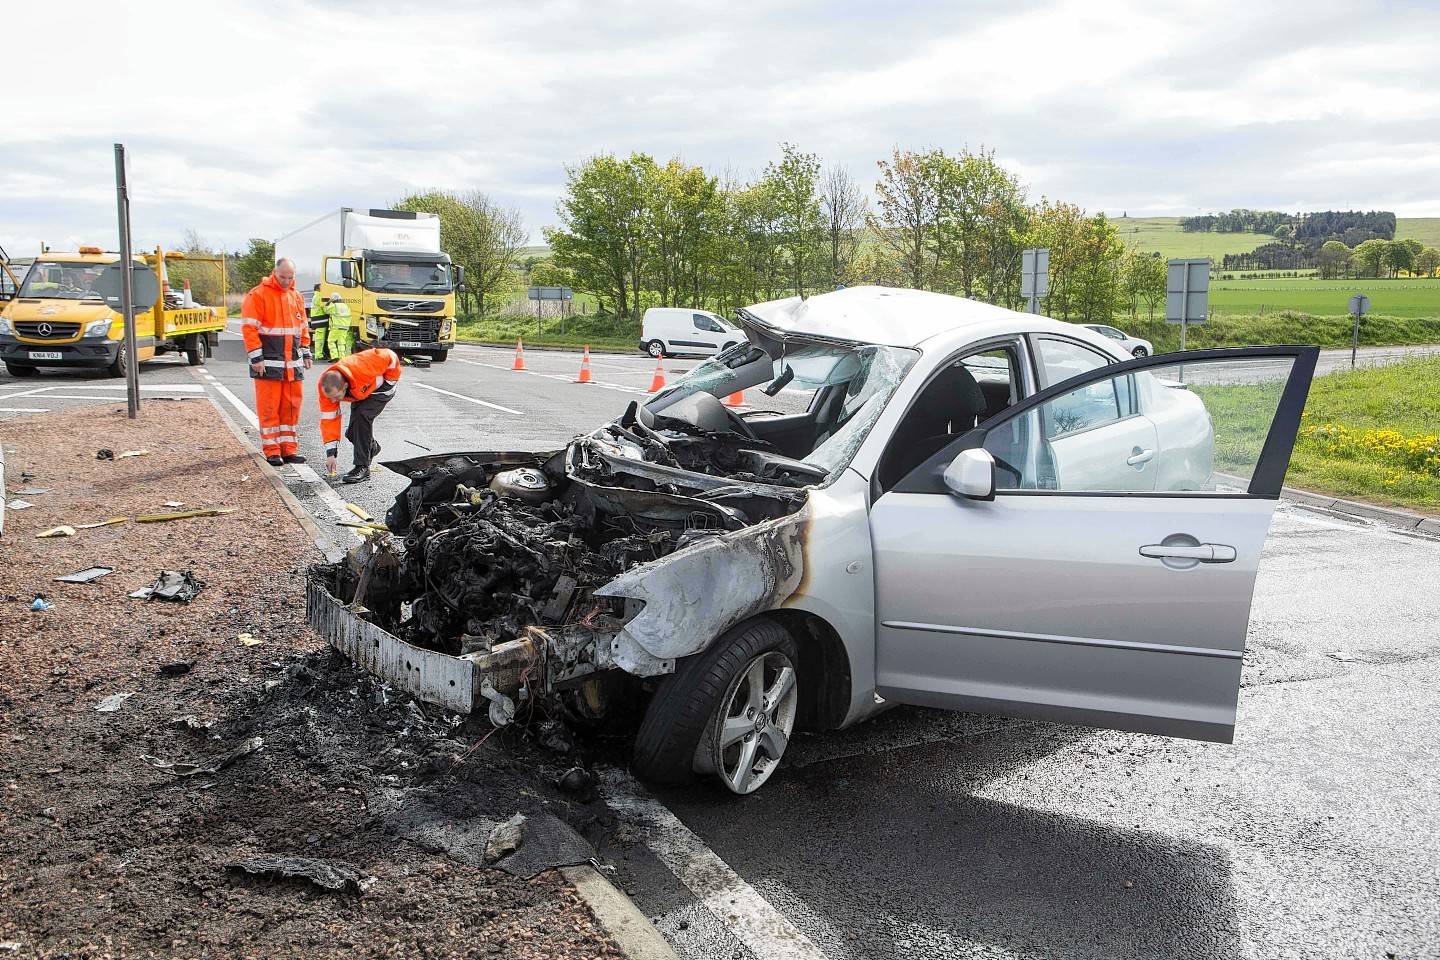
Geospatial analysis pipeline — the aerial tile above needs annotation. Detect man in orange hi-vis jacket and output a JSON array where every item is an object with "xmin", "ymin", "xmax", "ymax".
[
  {"xmin": 317, "ymin": 347, "xmax": 402, "ymax": 483},
  {"xmin": 241, "ymin": 259, "xmax": 313, "ymax": 465}
]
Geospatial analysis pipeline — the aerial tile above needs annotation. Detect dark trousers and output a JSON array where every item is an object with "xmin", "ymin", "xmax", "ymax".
[{"xmin": 346, "ymin": 392, "xmax": 391, "ymax": 467}]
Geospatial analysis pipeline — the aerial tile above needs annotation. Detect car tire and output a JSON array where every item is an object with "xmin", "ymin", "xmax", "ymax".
[
  {"xmin": 1132, "ymin": 346, "xmax": 1149, "ymax": 358},
  {"xmin": 185, "ymin": 335, "xmax": 208, "ymax": 366},
  {"xmin": 428, "ymin": 350, "xmax": 449, "ymax": 363},
  {"xmin": 632, "ymin": 618, "xmax": 799, "ymax": 794},
  {"xmin": 4, "ymin": 361, "xmax": 38, "ymax": 378},
  {"xmin": 106, "ymin": 342, "xmax": 127, "ymax": 379},
  {"xmin": 646, "ymin": 339, "xmax": 666, "ymax": 359}
]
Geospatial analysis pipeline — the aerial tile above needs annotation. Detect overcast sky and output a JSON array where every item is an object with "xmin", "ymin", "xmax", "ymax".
[{"xmin": 4, "ymin": 0, "xmax": 1437, "ymax": 257}]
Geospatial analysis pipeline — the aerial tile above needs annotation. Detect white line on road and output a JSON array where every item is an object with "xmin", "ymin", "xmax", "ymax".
[
  {"xmin": 43, "ymin": 384, "xmax": 205, "ymax": 393},
  {"xmin": 454, "ymin": 356, "xmax": 650, "ymax": 396},
  {"xmin": 598, "ymin": 767, "xmax": 829, "ymax": 960},
  {"xmin": 210, "ymin": 381, "xmax": 259, "ymax": 428},
  {"xmin": 0, "ymin": 407, "xmax": 47, "ymax": 413},
  {"xmin": 289, "ymin": 462, "xmax": 365, "ymax": 539},
  {"xmin": 0, "ymin": 387, "xmax": 62, "ymax": 400},
  {"xmin": 409, "ymin": 380, "xmax": 523, "ymax": 415}
]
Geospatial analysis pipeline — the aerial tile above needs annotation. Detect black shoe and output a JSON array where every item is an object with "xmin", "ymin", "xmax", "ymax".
[
  {"xmin": 282, "ymin": 454, "xmax": 307, "ymax": 464},
  {"xmin": 371, "ymin": 441, "xmax": 381, "ymax": 458},
  {"xmin": 266, "ymin": 455, "xmax": 284, "ymax": 467},
  {"xmin": 341, "ymin": 465, "xmax": 370, "ymax": 484}
]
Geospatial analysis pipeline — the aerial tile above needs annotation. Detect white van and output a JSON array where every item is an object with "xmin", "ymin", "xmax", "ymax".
[{"xmin": 640, "ymin": 307, "xmax": 746, "ymax": 358}]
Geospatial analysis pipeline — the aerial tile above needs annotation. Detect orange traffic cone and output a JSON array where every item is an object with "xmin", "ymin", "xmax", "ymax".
[
  {"xmin": 512, "ymin": 338, "xmax": 526, "ymax": 370},
  {"xmin": 182, "ymin": 278, "xmax": 195, "ymax": 307},
  {"xmin": 647, "ymin": 358, "xmax": 666, "ymax": 393},
  {"xmin": 722, "ymin": 389, "xmax": 747, "ymax": 408},
  {"xmin": 574, "ymin": 346, "xmax": 593, "ymax": 383}
]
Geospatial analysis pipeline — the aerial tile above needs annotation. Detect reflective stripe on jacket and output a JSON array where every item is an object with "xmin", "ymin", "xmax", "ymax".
[
  {"xmin": 241, "ymin": 274, "xmax": 312, "ymax": 380},
  {"xmin": 318, "ymin": 348, "xmax": 402, "ymax": 454}
]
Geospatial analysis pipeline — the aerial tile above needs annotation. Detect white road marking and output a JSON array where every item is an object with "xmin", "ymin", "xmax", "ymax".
[
  {"xmin": 409, "ymin": 380, "xmax": 523, "ymax": 415},
  {"xmin": 0, "ymin": 387, "xmax": 62, "ymax": 400},
  {"xmin": 454, "ymin": 356, "xmax": 650, "ymax": 396},
  {"xmin": 0, "ymin": 407, "xmax": 47, "ymax": 413},
  {"xmin": 43, "ymin": 384, "xmax": 205, "ymax": 393},
  {"xmin": 289, "ymin": 462, "xmax": 365, "ymax": 539},
  {"xmin": 210, "ymin": 381, "xmax": 259, "ymax": 428},
  {"xmin": 598, "ymin": 767, "xmax": 829, "ymax": 960}
]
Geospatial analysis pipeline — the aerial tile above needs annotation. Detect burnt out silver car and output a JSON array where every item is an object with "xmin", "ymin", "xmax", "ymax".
[{"xmin": 310, "ymin": 286, "xmax": 1318, "ymax": 794}]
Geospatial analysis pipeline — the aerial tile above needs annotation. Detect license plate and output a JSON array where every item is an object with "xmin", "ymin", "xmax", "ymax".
[
  {"xmin": 28, "ymin": 351, "xmax": 62, "ymax": 360},
  {"xmin": 397, "ymin": 342, "xmax": 425, "ymax": 349}
]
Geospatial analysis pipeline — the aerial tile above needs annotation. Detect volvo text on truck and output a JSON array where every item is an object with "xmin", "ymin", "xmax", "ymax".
[{"xmin": 275, "ymin": 209, "xmax": 464, "ymax": 362}]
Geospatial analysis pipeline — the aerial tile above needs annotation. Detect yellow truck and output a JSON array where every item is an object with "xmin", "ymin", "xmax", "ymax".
[{"xmin": 0, "ymin": 246, "xmax": 227, "ymax": 378}]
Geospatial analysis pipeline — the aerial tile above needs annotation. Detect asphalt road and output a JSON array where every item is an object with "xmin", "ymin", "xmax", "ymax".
[{"xmin": 3, "ymin": 336, "xmax": 1439, "ymax": 959}]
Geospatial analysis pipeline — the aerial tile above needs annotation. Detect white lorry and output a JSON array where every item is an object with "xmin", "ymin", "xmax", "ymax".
[{"xmin": 275, "ymin": 208, "xmax": 464, "ymax": 361}]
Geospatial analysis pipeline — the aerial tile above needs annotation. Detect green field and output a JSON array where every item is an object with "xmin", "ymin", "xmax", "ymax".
[
  {"xmin": 1397, "ymin": 217, "xmax": 1440, "ymax": 249},
  {"xmin": 1110, "ymin": 216, "xmax": 1279, "ymax": 258},
  {"xmin": 1208, "ymin": 278, "xmax": 1440, "ymax": 319}
]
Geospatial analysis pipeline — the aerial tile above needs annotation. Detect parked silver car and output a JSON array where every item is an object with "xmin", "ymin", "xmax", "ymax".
[
  {"xmin": 1085, "ymin": 323, "xmax": 1154, "ymax": 357},
  {"xmin": 312, "ymin": 287, "xmax": 1317, "ymax": 795}
]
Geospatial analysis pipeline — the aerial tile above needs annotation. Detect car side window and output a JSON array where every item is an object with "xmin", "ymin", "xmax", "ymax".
[
  {"xmin": 1032, "ymin": 336, "xmax": 1114, "ymax": 389},
  {"xmin": 694, "ymin": 313, "xmax": 725, "ymax": 333}
]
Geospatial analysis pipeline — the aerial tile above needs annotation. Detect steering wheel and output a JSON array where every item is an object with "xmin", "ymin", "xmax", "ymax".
[{"xmin": 722, "ymin": 404, "xmax": 759, "ymax": 441}]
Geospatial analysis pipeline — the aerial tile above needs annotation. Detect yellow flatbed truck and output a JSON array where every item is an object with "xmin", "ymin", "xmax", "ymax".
[{"xmin": 0, "ymin": 246, "xmax": 227, "ymax": 378}]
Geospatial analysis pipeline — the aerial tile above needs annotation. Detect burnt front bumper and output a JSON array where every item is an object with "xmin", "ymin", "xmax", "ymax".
[{"xmin": 306, "ymin": 577, "xmax": 543, "ymax": 721}]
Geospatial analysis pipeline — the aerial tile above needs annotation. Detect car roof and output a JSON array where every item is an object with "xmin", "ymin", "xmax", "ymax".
[{"xmin": 741, "ymin": 285, "xmax": 1116, "ymax": 352}]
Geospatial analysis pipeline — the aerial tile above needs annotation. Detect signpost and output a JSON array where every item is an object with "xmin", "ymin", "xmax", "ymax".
[
  {"xmin": 1166, "ymin": 258, "xmax": 1210, "ymax": 351},
  {"xmin": 1020, "ymin": 248, "xmax": 1049, "ymax": 314},
  {"xmin": 1348, "ymin": 294, "xmax": 1370, "ymax": 369},
  {"xmin": 527, "ymin": 285, "xmax": 573, "ymax": 334},
  {"xmin": 113, "ymin": 143, "xmax": 140, "ymax": 420}
]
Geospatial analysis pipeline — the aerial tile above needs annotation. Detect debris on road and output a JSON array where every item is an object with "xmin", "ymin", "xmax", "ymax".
[
  {"xmin": 96, "ymin": 692, "xmax": 135, "ymax": 712},
  {"xmin": 226, "ymin": 855, "xmax": 369, "ymax": 894},
  {"xmin": 7, "ymin": 500, "xmax": 33, "ymax": 511},
  {"xmin": 128, "ymin": 570, "xmax": 205, "ymax": 603},
  {"xmin": 36, "ymin": 525, "xmax": 77, "ymax": 538},
  {"xmin": 118, "ymin": 449, "xmax": 150, "ymax": 459},
  {"xmin": 75, "ymin": 517, "xmax": 129, "ymax": 529},
  {"xmin": 54, "ymin": 566, "xmax": 115, "ymax": 584},
  {"xmin": 237, "ymin": 632, "xmax": 262, "ymax": 646},
  {"xmin": 30, "ymin": 596, "xmax": 51, "ymax": 611},
  {"xmin": 133, "ymin": 506, "xmax": 237, "ymax": 523},
  {"xmin": 95, "ymin": 448, "xmax": 115, "ymax": 461},
  {"xmin": 486, "ymin": 813, "xmax": 527, "ymax": 863},
  {"xmin": 14, "ymin": 487, "xmax": 50, "ymax": 496},
  {"xmin": 158, "ymin": 660, "xmax": 194, "ymax": 676},
  {"xmin": 141, "ymin": 736, "xmax": 263, "ymax": 777}
]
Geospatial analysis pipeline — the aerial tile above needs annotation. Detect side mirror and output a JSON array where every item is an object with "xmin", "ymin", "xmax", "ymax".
[
  {"xmin": 942, "ymin": 448, "xmax": 996, "ymax": 501},
  {"xmin": 455, "ymin": 265, "xmax": 466, "ymax": 293},
  {"xmin": 339, "ymin": 260, "xmax": 358, "ymax": 288}
]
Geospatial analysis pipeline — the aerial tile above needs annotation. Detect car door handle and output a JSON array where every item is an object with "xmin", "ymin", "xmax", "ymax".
[
  {"xmin": 1139, "ymin": 543, "xmax": 1237, "ymax": 563},
  {"xmin": 1126, "ymin": 447, "xmax": 1156, "ymax": 466}
]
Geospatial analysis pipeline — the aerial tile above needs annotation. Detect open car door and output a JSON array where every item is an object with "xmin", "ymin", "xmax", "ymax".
[{"xmin": 869, "ymin": 346, "xmax": 1318, "ymax": 743}]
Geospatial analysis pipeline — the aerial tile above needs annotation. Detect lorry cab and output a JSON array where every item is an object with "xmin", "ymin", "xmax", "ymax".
[
  {"xmin": 640, "ymin": 307, "xmax": 746, "ymax": 358},
  {"xmin": 0, "ymin": 247, "xmax": 224, "ymax": 378}
]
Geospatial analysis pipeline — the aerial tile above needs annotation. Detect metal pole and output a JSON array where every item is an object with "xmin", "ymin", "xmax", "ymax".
[
  {"xmin": 536, "ymin": 297, "xmax": 541, "ymax": 336},
  {"xmin": 114, "ymin": 144, "xmax": 140, "ymax": 419},
  {"xmin": 1351, "ymin": 312, "xmax": 1360, "ymax": 369}
]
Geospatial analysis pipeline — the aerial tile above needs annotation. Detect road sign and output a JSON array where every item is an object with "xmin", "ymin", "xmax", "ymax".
[
  {"xmin": 1348, "ymin": 294, "xmax": 1370, "ymax": 317},
  {"xmin": 527, "ymin": 286, "xmax": 573, "ymax": 301},
  {"xmin": 1020, "ymin": 249, "xmax": 1049, "ymax": 314},
  {"xmin": 1166, "ymin": 258, "xmax": 1209, "ymax": 352}
]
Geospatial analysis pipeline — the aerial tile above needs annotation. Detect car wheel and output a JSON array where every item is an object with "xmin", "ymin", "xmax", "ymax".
[
  {"xmin": 185, "ymin": 335, "xmax": 208, "ymax": 366},
  {"xmin": 721, "ymin": 341, "xmax": 737, "ymax": 353},
  {"xmin": 1132, "ymin": 346, "xmax": 1149, "ymax": 358},
  {"xmin": 428, "ymin": 350, "xmax": 448, "ymax": 363},
  {"xmin": 106, "ymin": 342, "xmax": 128, "ymax": 379},
  {"xmin": 646, "ymin": 339, "xmax": 665, "ymax": 359},
  {"xmin": 632, "ymin": 618, "xmax": 798, "ymax": 794},
  {"xmin": 4, "ymin": 361, "xmax": 38, "ymax": 378}
]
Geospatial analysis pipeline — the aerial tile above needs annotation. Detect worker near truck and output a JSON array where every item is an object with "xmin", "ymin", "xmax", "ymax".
[
  {"xmin": 308, "ymin": 283, "xmax": 331, "ymax": 361},
  {"xmin": 323, "ymin": 292, "xmax": 354, "ymax": 359},
  {"xmin": 318, "ymin": 347, "xmax": 401, "ymax": 484},
  {"xmin": 241, "ymin": 259, "xmax": 313, "ymax": 466}
]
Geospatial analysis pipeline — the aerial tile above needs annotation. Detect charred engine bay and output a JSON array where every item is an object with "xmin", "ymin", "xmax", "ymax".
[{"xmin": 319, "ymin": 399, "xmax": 817, "ymax": 657}]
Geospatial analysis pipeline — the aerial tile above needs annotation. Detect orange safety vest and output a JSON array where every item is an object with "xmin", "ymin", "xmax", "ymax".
[
  {"xmin": 318, "ymin": 348, "xmax": 402, "ymax": 454},
  {"xmin": 241, "ymin": 275, "xmax": 311, "ymax": 380}
]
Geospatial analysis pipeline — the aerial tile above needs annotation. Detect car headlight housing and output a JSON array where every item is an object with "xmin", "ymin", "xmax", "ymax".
[
  {"xmin": 440, "ymin": 319, "xmax": 453, "ymax": 339},
  {"xmin": 84, "ymin": 318, "xmax": 116, "ymax": 338},
  {"xmin": 0, "ymin": 317, "xmax": 11, "ymax": 336},
  {"xmin": 366, "ymin": 316, "xmax": 380, "ymax": 336}
]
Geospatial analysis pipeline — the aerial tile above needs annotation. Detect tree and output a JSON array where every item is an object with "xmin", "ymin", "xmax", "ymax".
[
  {"xmin": 819, "ymin": 163, "xmax": 867, "ymax": 289},
  {"xmin": 645, "ymin": 159, "xmax": 724, "ymax": 308},
  {"xmin": 1025, "ymin": 199, "xmax": 1087, "ymax": 319},
  {"xmin": 1120, "ymin": 250, "xmax": 1166, "ymax": 320},
  {"xmin": 1068, "ymin": 214, "xmax": 1126, "ymax": 322},
  {"xmin": 1316, "ymin": 240, "xmax": 1352, "ymax": 280},
  {"xmin": 869, "ymin": 149, "xmax": 940, "ymax": 289},
  {"xmin": 162, "ymin": 228, "xmax": 224, "ymax": 305},
  {"xmin": 546, "ymin": 154, "xmax": 654, "ymax": 321},
  {"xmin": 1382, "ymin": 239, "xmax": 1415, "ymax": 278},
  {"xmin": 395, "ymin": 189, "xmax": 527, "ymax": 316},
  {"xmin": 761, "ymin": 143, "xmax": 826, "ymax": 298},
  {"xmin": 930, "ymin": 146, "xmax": 1029, "ymax": 303},
  {"xmin": 1415, "ymin": 247, "xmax": 1440, "ymax": 278},
  {"xmin": 232, "ymin": 238, "xmax": 275, "ymax": 293},
  {"xmin": 1352, "ymin": 238, "xmax": 1388, "ymax": 278}
]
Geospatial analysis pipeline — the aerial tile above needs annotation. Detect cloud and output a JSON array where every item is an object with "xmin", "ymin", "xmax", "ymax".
[{"xmin": 2, "ymin": 0, "xmax": 1437, "ymax": 257}]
